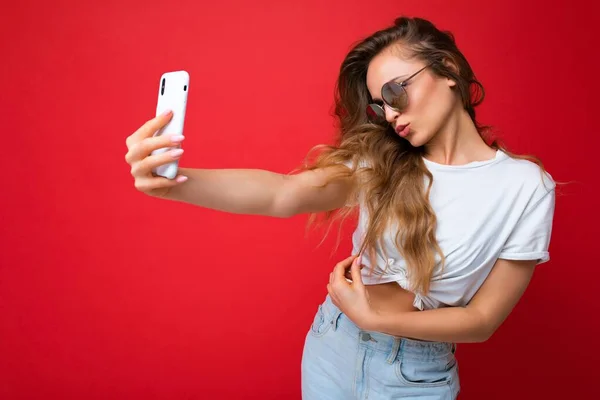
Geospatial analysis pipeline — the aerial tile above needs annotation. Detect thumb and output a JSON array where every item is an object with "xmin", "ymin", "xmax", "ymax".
[{"xmin": 350, "ymin": 256, "xmax": 364, "ymax": 287}]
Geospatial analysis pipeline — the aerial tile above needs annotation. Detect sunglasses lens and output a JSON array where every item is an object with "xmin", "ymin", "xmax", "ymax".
[
  {"xmin": 382, "ymin": 82, "xmax": 408, "ymax": 111},
  {"xmin": 366, "ymin": 104, "xmax": 386, "ymax": 123}
]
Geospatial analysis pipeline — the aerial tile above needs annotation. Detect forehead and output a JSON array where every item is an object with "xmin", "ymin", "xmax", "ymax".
[{"xmin": 366, "ymin": 50, "xmax": 418, "ymax": 99}]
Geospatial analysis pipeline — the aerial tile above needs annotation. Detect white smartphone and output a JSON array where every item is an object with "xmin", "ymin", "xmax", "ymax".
[{"xmin": 151, "ymin": 70, "xmax": 190, "ymax": 179}]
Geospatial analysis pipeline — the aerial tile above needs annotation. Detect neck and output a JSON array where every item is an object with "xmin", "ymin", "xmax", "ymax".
[{"xmin": 423, "ymin": 105, "xmax": 494, "ymax": 165}]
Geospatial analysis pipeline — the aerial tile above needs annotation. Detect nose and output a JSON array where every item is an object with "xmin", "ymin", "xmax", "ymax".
[{"xmin": 384, "ymin": 104, "xmax": 400, "ymax": 124}]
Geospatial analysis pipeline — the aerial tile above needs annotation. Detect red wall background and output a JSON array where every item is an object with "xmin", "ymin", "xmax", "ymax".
[{"xmin": 1, "ymin": 0, "xmax": 598, "ymax": 399}]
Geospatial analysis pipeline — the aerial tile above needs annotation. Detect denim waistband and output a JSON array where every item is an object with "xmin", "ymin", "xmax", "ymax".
[{"xmin": 321, "ymin": 294, "xmax": 455, "ymax": 363}]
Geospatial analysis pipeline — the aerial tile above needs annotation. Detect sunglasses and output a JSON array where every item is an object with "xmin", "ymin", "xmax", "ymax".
[{"xmin": 366, "ymin": 64, "xmax": 431, "ymax": 125}]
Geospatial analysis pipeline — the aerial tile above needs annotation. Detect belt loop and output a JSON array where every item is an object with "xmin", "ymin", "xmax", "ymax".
[
  {"xmin": 386, "ymin": 338, "xmax": 402, "ymax": 364},
  {"xmin": 331, "ymin": 309, "xmax": 343, "ymax": 331}
]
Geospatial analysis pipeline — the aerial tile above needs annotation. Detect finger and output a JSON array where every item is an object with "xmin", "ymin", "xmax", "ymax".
[
  {"xmin": 335, "ymin": 254, "xmax": 358, "ymax": 279},
  {"xmin": 339, "ymin": 254, "xmax": 358, "ymax": 268},
  {"xmin": 130, "ymin": 148, "xmax": 185, "ymax": 178},
  {"xmin": 133, "ymin": 173, "xmax": 186, "ymax": 192},
  {"xmin": 344, "ymin": 270, "xmax": 353, "ymax": 281},
  {"xmin": 350, "ymin": 256, "xmax": 364, "ymax": 288},
  {"xmin": 126, "ymin": 110, "xmax": 174, "ymax": 150},
  {"xmin": 344, "ymin": 268, "xmax": 360, "ymax": 280},
  {"xmin": 126, "ymin": 133, "xmax": 185, "ymax": 165},
  {"xmin": 332, "ymin": 261, "xmax": 346, "ymax": 284}
]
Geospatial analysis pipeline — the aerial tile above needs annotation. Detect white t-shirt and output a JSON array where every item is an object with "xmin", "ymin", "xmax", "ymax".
[{"xmin": 347, "ymin": 149, "xmax": 556, "ymax": 310}]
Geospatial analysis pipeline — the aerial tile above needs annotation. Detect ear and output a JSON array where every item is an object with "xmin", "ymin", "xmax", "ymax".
[{"xmin": 442, "ymin": 58, "xmax": 458, "ymax": 88}]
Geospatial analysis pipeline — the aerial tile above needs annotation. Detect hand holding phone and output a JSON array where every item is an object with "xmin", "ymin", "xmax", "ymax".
[{"xmin": 151, "ymin": 70, "xmax": 189, "ymax": 179}]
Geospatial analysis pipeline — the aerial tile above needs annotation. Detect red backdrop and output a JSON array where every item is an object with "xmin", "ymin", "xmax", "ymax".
[{"xmin": 1, "ymin": 0, "xmax": 598, "ymax": 398}]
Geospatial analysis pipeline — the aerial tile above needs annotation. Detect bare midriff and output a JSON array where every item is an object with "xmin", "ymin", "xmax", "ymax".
[{"xmin": 365, "ymin": 281, "xmax": 420, "ymax": 314}]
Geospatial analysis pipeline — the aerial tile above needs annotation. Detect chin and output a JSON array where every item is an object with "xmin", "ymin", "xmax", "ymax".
[
  {"xmin": 404, "ymin": 130, "xmax": 434, "ymax": 148},
  {"xmin": 403, "ymin": 132, "xmax": 424, "ymax": 148}
]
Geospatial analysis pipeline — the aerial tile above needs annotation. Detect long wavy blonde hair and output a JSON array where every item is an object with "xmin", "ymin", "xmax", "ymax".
[{"xmin": 298, "ymin": 16, "xmax": 550, "ymax": 295}]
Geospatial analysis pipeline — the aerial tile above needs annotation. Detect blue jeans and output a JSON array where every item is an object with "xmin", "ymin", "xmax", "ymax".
[{"xmin": 301, "ymin": 295, "xmax": 460, "ymax": 399}]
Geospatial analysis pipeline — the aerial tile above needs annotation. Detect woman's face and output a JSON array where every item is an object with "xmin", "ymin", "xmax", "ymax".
[{"xmin": 366, "ymin": 48, "xmax": 458, "ymax": 148}]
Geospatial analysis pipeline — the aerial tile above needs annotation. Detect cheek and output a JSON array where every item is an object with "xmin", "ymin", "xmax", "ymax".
[{"xmin": 408, "ymin": 81, "xmax": 453, "ymax": 129}]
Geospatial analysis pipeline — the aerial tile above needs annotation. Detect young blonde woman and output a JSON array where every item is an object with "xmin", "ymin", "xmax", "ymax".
[{"xmin": 125, "ymin": 16, "xmax": 556, "ymax": 400}]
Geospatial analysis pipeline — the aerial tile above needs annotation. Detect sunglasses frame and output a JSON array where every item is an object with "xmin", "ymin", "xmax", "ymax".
[{"xmin": 366, "ymin": 63, "xmax": 432, "ymax": 124}]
